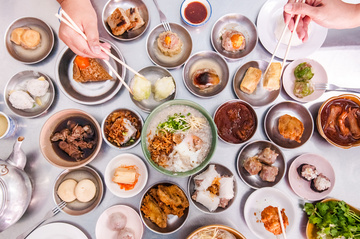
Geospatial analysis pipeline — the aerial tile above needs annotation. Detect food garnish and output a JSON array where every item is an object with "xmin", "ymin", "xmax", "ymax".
[
  {"xmin": 304, "ymin": 200, "xmax": 360, "ymax": 239},
  {"xmin": 157, "ymin": 113, "xmax": 191, "ymax": 133}
]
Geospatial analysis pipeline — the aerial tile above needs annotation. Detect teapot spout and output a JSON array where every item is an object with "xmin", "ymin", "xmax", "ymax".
[{"xmin": 6, "ymin": 136, "xmax": 26, "ymax": 170}]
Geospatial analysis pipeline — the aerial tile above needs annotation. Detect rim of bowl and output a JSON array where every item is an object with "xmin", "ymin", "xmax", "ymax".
[
  {"xmin": 213, "ymin": 99, "xmax": 258, "ymax": 145},
  {"xmin": 4, "ymin": 17, "xmax": 54, "ymax": 64},
  {"xmin": 182, "ymin": 51, "xmax": 229, "ymax": 98},
  {"xmin": 53, "ymin": 165, "xmax": 104, "ymax": 216},
  {"xmin": 139, "ymin": 181, "xmax": 190, "ymax": 234},
  {"xmin": 316, "ymin": 94, "xmax": 360, "ymax": 149},
  {"xmin": 186, "ymin": 224, "xmax": 246, "ymax": 239},
  {"xmin": 101, "ymin": 0, "xmax": 151, "ymax": 41},
  {"xmin": 180, "ymin": 0, "xmax": 212, "ymax": 27},
  {"xmin": 145, "ymin": 23, "xmax": 193, "ymax": 70},
  {"xmin": 235, "ymin": 140, "xmax": 286, "ymax": 189},
  {"xmin": 40, "ymin": 109, "xmax": 102, "ymax": 169},
  {"xmin": 141, "ymin": 99, "xmax": 218, "ymax": 177},
  {"xmin": 264, "ymin": 100, "xmax": 314, "ymax": 149},
  {"xmin": 4, "ymin": 70, "xmax": 55, "ymax": 118},
  {"xmin": 101, "ymin": 108, "xmax": 143, "ymax": 150}
]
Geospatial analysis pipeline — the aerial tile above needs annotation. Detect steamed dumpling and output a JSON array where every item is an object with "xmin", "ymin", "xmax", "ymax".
[
  {"xmin": 132, "ymin": 75, "xmax": 151, "ymax": 101},
  {"xmin": 9, "ymin": 90, "xmax": 35, "ymax": 110},
  {"xmin": 117, "ymin": 228, "xmax": 135, "ymax": 239},
  {"xmin": 27, "ymin": 76, "xmax": 50, "ymax": 97},
  {"xmin": 153, "ymin": 76, "xmax": 175, "ymax": 101},
  {"xmin": 108, "ymin": 212, "xmax": 127, "ymax": 231}
]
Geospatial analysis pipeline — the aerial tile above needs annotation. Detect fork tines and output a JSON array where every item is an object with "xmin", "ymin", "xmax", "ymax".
[
  {"xmin": 162, "ymin": 21, "xmax": 172, "ymax": 32},
  {"xmin": 53, "ymin": 201, "xmax": 67, "ymax": 214}
]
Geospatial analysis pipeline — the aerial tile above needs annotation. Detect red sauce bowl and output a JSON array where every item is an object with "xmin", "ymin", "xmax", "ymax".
[
  {"xmin": 214, "ymin": 99, "xmax": 257, "ymax": 144},
  {"xmin": 180, "ymin": 0, "xmax": 212, "ymax": 27},
  {"xmin": 317, "ymin": 94, "xmax": 360, "ymax": 149}
]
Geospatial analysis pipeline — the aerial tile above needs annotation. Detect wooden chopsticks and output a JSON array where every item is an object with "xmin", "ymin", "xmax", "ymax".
[
  {"xmin": 55, "ymin": 9, "xmax": 140, "ymax": 95},
  {"xmin": 264, "ymin": 0, "xmax": 305, "ymax": 76}
]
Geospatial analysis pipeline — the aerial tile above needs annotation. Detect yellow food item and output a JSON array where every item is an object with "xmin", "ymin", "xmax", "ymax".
[
  {"xmin": 74, "ymin": 179, "xmax": 96, "ymax": 203},
  {"xmin": 57, "ymin": 179, "xmax": 77, "ymax": 203},
  {"xmin": 231, "ymin": 34, "xmax": 245, "ymax": 50},
  {"xmin": 278, "ymin": 114, "xmax": 304, "ymax": 143},
  {"xmin": 165, "ymin": 36, "xmax": 171, "ymax": 46},
  {"xmin": 263, "ymin": 62, "xmax": 282, "ymax": 91},
  {"xmin": 10, "ymin": 28, "xmax": 26, "ymax": 45},
  {"xmin": 11, "ymin": 27, "xmax": 41, "ymax": 49},
  {"xmin": 240, "ymin": 67, "xmax": 262, "ymax": 94},
  {"xmin": 112, "ymin": 167, "xmax": 137, "ymax": 184}
]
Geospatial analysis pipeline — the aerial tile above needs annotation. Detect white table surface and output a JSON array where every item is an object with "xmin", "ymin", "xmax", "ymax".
[{"xmin": 1, "ymin": 0, "xmax": 360, "ymax": 238}]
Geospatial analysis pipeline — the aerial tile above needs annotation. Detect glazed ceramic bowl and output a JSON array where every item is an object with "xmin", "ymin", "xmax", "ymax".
[
  {"xmin": 180, "ymin": 0, "xmax": 212, "ymax": 27},
  {"xmin": 317, "ymin": 94, "xmax": 360, "ymax": 149},
  {"xmin": 40, "ymin": 109, "xmax": 102, "ymax": 169}
]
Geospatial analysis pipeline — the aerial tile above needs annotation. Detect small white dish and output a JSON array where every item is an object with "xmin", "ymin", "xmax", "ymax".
[
  {"xmin": 283, "ymin": 58, "xmax": 328, "ymax": 102},
  {"xmin": 96, "ymin": 205, "xmax": 143, "ymax": 239},
  {"xmin": 288, "ymin": 153, "xmax": 335, "ymax": 201},
  {"xmin": 105, "ymin": 153, "xmax": 148, "ymax": 198},
  {"xmin": 27, "ymin": 222, "xmax": 87, "ymax": 239},
  {"xmin": 244, "ymin": 187, "xmax": 296, "ymax": 239},
  {"xmin": 180, "ymin": 0, "xmax": 212, "ymax": 27}
]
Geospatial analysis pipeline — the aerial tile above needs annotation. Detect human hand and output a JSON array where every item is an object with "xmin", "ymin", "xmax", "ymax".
[
  {"xmin": 284, "ymin": 0, "xmax": 360, "ymax": 42},
  {"xmin": 58, "ymin": 0, "xmax": 110, "ymax": 60}
]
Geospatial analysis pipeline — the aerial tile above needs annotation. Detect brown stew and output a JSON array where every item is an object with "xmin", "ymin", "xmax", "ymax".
[{"xmin": 321, "ymin": 98, "xmax": 360, "ymax": 146}]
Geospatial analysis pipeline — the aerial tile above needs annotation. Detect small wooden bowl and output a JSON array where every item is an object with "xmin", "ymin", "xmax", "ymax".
[{"xmin": 317, "ymin": 94, "xmax": 360, "ymax": 149}]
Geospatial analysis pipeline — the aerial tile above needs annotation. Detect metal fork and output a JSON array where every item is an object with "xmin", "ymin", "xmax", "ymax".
[
  {"xmin": 315, "ymin": 83, "xmax": 360, "ymax": 94},
  {"xmin": 16, "ymin": 201, "xmax": 67, "ymax": 239},
  {"xmin": 153, "ymin": 0, "xmax": 172, "ymax": 32}
]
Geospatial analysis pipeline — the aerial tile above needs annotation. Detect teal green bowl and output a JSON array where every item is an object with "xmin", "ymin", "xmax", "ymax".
[{"xmin": 141, "ymin": 99, "xmax": 217, "ymax": 177}]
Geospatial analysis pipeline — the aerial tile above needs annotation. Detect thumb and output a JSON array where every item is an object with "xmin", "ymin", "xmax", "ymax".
[
  {"xmin": 284, "ymin": 2, "xmax": 317, "ymax": 18},
  {"xmin": 84, "ymin": 22, "xmax": 101, "ymax": 55}
]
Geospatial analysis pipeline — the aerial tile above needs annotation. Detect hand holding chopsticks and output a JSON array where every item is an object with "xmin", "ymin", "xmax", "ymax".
[{"xmin": 55, "ymin": 9, "xmax": 144, "ymax": 95}]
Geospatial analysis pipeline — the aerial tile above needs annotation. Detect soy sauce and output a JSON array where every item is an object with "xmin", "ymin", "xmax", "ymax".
[{"xmin": 185, "ymin": 2, "xmax": 207, "ymax": 24}]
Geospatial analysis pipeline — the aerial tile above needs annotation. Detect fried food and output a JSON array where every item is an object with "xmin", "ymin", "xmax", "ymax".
[
  {"xmin": 140, "ymin": 184, "xmax": 189, "ymax": 228},
  {"xmin": 278, "ymin": 114, "xmax": 304, "ymax": 143},
  {"xmin": 107, "ymin": 8, "xmax": 131, "ymax": 36},
  {"xmin": 240, "ymin": 67, "xmax": 262, "ymax": 94},
  {"xmin": 73, "ymin": 56, "xmax": 112, "ymax": 83},
  {"xmin": 141, "ymin": 194, "xmax": 167, "ymax": 228},
  {"xmin": 263, "ymin": 62, "xmax": 281, "ymax": 91},
  {"xmin": 261, "ymin": 205, "xmax": 289, "ymax": 235}
]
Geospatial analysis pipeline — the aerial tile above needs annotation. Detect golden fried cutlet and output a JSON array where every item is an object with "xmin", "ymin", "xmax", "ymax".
[
  {"xmin": 278, "ymin": 114, "xmax": 304, "ymax": 143},
  {"xmin": 150, "ymin": 187, "xmax": 186, "ymax": 217},
  {"xmin": 157, "ymin": 185, "xmax": 189, "ymax": 208},
  {"xmin": 141, "ymin": 194, "xmax": 167, "ymax": 228}
]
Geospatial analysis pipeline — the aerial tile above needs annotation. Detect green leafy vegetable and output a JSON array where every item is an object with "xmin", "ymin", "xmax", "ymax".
[
  {"xmin": 304, "ymin": 200, "xmax": 360, "ymax": 239},
  {"xmin": 294, "ymin": 62, "xmax": 314, "ymax": 81},
  {"xmin": 157, "ymin": 113, "xmax": 191, "ymax": 133}
]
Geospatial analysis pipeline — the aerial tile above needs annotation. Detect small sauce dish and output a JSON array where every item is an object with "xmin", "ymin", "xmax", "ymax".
[{"xmin": 180, "ymin": 0, "xmax": 212, "ymax": 27}]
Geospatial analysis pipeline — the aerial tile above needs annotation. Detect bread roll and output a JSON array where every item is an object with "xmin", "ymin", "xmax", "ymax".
[
  {"xmin": 240, "ymin": 67, "xmax": 262, "ymax": 94},
  {"xmin": 263, "ymin": 62, "xmax": 282, "ymax": 91},
  {"xmin": 57, "ymin": 179, "xmax": 77, "ymax": 202},
  {"xmin": 75, "ymin": 179, "xmax": 96, "ymax": 203}
]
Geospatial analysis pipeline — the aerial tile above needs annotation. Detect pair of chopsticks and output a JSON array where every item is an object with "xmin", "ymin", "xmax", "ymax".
[
  {"xmin": 55, "ymin": 9, "xmax": 143, "ymax": 95},
  {"xmin": 278, "ymin": 207, "xmax": 287, "ymax": 239},
  {"xmin": 264, "ymin": 0, "xmax": 306, "ymax": 77}
]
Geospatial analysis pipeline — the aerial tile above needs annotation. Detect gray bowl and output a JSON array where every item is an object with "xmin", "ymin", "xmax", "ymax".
[
  {"xmin": 4, "ymin": 70, "xmax": 55, "ymax": 118},
  {"xmin": 211, "ymin": 13, "xmax": 257, "ymax": 60},
  {"xmin": 139, "ymin": 181, "xmax": 190, "ymax": 234},
  {"xmin": 236, "ymin": 140, "xmax": 285, "ymax": 189},
  {"xmin": 233, "ymin": 60, "xmax": 280, "ymax": 107},
  {"xmin": 55, "ymin": 38, "xmax": 125, "ymax": 105},
  {"xmin": 264, "ymin": 101, "xmax": 314, "ymax": 149},
  {"xmin": 53, "ymin": 166, "xmax": 104, "ymax": 216},
  {"xmin": 101, "ymin": 108, "xmax": 143, "ymax": 150},
  {"xmin": 5, "ymin": 17, "xmax": 54, "ymax": 64},
  {"xmin": 188, "ymin": 163, "xmax": 237, "ymax": 214},
  {"xmin": 183, "ymin": 51, "xmax": 229, "ymax": 98},
  {"xmin": 129, "ymin": 66, "xmax": 176, "ymax": 113},
  {"xmin": 146, "ymin": 23, "xmax": 192, "ymax": 69},
  {"xmin": 102, "ymin": 0, "xmax": 150, "ymax": 41}
]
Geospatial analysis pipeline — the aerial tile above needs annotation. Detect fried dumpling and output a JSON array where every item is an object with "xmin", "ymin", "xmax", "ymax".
[{"xmin": 278, "ymin": 114, "xmax": 304, "ymax": 143}]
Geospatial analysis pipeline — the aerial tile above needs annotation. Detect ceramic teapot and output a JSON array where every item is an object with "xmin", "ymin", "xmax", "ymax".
[{"xmin": 0, "ymin": 137, "xmax": 32, "ymax": 232}]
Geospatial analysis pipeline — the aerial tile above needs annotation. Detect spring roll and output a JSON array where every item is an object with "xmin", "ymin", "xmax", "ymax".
[
  {"xmin": 263, "ymin": 62, "xmax": 282, "ymax": 91},
  {"xmin": 240, "ymin": 67, "xmax": 262, "ymax": 94}
]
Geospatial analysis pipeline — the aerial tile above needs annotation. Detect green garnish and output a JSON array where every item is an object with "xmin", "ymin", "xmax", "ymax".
[
  {"xmin": 157, "ymin": 113, "xmax": 191, "ymax": 133},
  {"xmin": 304, "ymin": 200, "xmax": 360, "ymax": 239}
]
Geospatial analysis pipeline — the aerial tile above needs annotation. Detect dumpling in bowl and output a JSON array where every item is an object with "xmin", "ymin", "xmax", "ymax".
[
  {"xmin": 157, "ymin": 31, "xmax": 183, "ymax": 56},
  {"xmin": 221, "ymin": 30, "xmax": 245, "ymax": 52}
]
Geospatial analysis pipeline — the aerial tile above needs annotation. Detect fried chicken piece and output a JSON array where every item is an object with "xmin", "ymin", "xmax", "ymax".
[
  {"xmin": 157, "ymin": 185, "xmax": 189, "ymax": 208},
  {"xmin": 141, "ymin": 194, "xmax": 167, "ymax": 228},
  {"xmin": 278, "ymin": 114, "xmax": 304, "ymax": 143},
  {"xmin": 261, "ymin": 205, "xmax": 289, "ymax": 235}
]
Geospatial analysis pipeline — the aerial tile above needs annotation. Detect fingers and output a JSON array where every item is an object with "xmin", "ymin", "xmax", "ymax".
[{"xmin": 284, "ymin": 2, "xmax": 317, "ymax": 18}]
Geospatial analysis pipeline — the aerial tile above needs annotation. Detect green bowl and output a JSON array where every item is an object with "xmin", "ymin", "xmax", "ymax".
[{"xmin": 141, "ymin": 99, "xmax": 217, "ymax": 177}]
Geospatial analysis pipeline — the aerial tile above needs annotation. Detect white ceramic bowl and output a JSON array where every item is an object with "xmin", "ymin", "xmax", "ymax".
[
  {"xmin": 180, "ymin": 0, "xmax": 212, "ymax": 27},
  {"xmin": 104, "ymin": 153, "xmax": 148, "ymax": 198}
]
